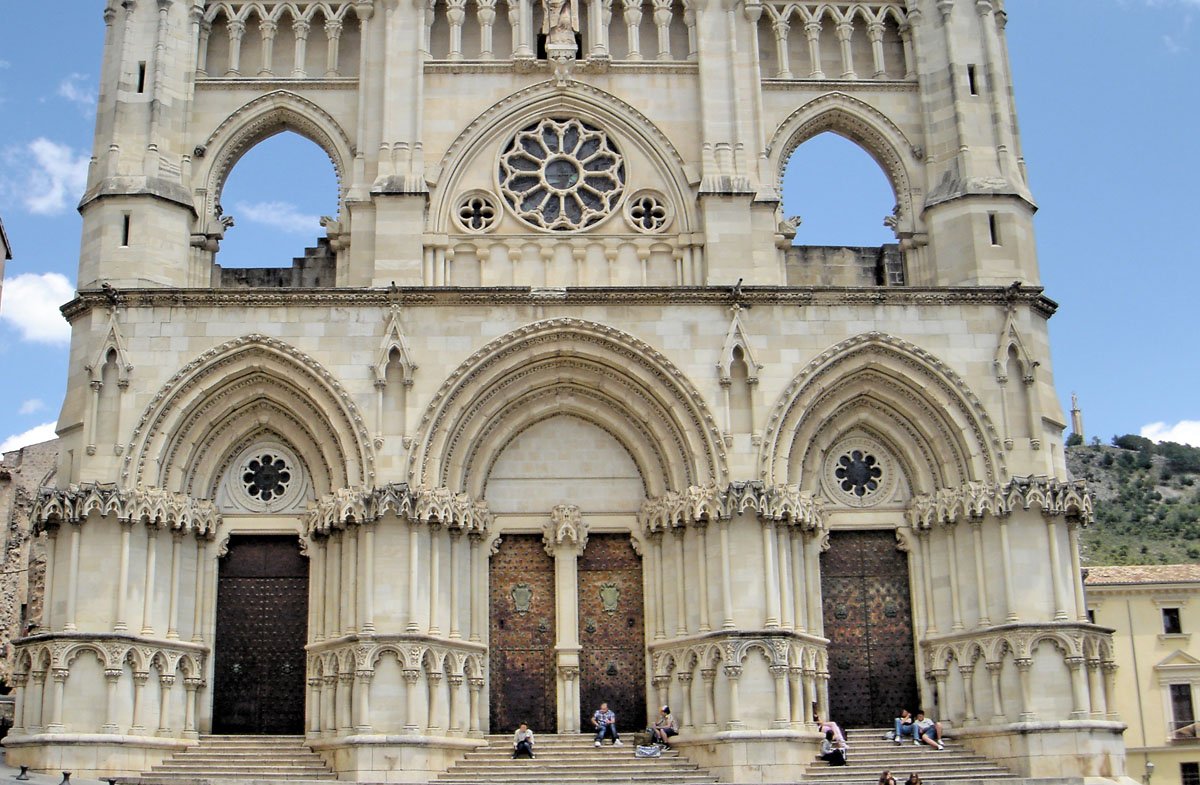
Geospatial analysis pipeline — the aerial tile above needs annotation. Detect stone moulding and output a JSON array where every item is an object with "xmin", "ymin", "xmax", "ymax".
[
  {"xmin": 648, "ymin": 628, "xmax": 829, "ymax": 674},
  {"xmin": 306, "ymin": 483, "xmax": 493, "ymax": 536},
  {"xmin": 12, "ymin": 632, "xmax": 207, "ymax": 679},
  {"xmin": 638, "ymin": 482, "xmax": 824, "ymax": 532},
  {"xmin": 29, "ymin": 483, "xmax": 219, "ymax": 537},
  {"xmin": 307, "ymin": 635, "xmax": 487, "ymax": 679},
  {"xmin": 60, "ymin": 285, "xmax": 1060, "ymax": 320},
  {"xmin": 906, "ymin": 475, "xmax": 1093, "ymax": 530}
]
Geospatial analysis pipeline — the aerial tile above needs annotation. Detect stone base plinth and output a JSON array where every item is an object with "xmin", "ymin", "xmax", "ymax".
[
  {"xmin": 672, "ymin": 727, "xmax": 820, "ymax": 783},
  {"xmin": 952, "ymin": 721, "xmax": 1129, "ymax": 780},
  {"xmin": 308, "ymin": 733, "xmax": 483, "ymax": 782},
  {"xmin": 2, "ymin": 732, "xmax": 193, "ymax": 778}
]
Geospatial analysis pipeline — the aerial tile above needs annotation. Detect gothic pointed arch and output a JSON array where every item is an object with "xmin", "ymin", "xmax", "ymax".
[
  {"xmin": 429, "ymin": 80, "xmax": 697, "ymax": 235},
  {"xmin": 197, "ymin": 90, "xmax": 353, "ymax": 224},
  {"xmin": 123, "ymin": 335, "xmax": 374, "ymax": 496},
  {"xmin": 372, "ymin": 305, "xmax": 418, "ymax": 386},
  {"xmin": 993, "ymin": 308, "xmax": 1036, "ymax": 381},
  {"xmin": 408, "ymin": 319, "xmax": 726, "ymax": 497},
  {"xmin": 768, "ymin": 91, "xmax": 924, "ymax": 238},
  {"xmin": 717, "ymin": 305, "xmax": 762, "ymax": 383},
  {"xmin": 758, "ymin": 333, "xmax": 1005, "ymax": 497},
  {"xmin": 86, "ymin": 309, "xmax": 133, "ymax": 387}
]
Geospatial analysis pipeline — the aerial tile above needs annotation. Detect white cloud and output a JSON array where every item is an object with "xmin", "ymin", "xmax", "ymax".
[
  {"xmin": 0, "ymin": 272, "xmax": 75, "ymax": 344},
  {"xmin": 0, "ymin": 61, "xmax": 10, "ymax": 69},
  {"xmin": 1141, "ymin": 420, "xmax": 1200, "ymax": 447},
  {"xmin": 18, "ymin": 399, "xmax": 45, "ymax": 416},
  {"xmin": 3, "ymin": 138, "xmax": 90, "ymax": 215},
  {"xmin": 57, "ymin": 73, "xmax": 96, "ymax": 113},
  {"xmin": 233, "ymin": 201, "xmax": 323, "ymax": 235},
  {"xmin": 0, "ymin": 422, "xmax": 57, "ymax": 453}
]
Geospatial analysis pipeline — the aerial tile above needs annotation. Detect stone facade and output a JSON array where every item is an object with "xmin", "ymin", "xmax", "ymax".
[{"xmin": 2, "ymin": 1, "xmax": 1130, "ymax": 783}]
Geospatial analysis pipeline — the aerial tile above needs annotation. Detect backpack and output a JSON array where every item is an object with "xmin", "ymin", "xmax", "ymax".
[{"xmin": 635, "ymin": 744, "xmax": 662, "ymax": 758}]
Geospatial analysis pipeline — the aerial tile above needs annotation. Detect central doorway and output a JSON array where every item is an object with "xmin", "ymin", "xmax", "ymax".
[
  {"xmin": 820, "ymin": 529, "xmax": 919, "ymax": 727},
  {"xmin": 577, "ymin": 533, "xmax": 646, "ymax": 733},
  {"xmin": 212, "ymin": 534, "xmax": 308, "ymax": 734},
  {"xmin": 489, "ymin": 534, "xmax": 557, "ymax": 733}
]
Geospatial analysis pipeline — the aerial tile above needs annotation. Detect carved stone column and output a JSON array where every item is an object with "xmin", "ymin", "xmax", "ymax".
[
  {"xmin": 428, "ymin": 524, "xmax": 442, "ymax": 636},
  {"xmin": 835, "ymin": 21, "xmax": 856, "ymax": 78},
  {"xmin": 449, "ymin": 528, "xmax": 463, "ymax": 639},
  {"xmin": 115, "ymin": 520, "xmax": 133, "ymax": 632},
  {"xmin": 323, "ymin": 674, "xmax": 337, "ymax": 735},
  {"xmin": 403, "ymin": 669, "xmax": 421, "ymax": 732},
  {"xmin": 802, "ymin": 668, "xmax": 817, "ymax": 726},
  {"xmin": 959, "ymin": 664, "xmax": 977, "ymax": 725},
  {"xmin": 724, "ymin": 664, "xmax": 743, "ymax": 729},
  {"xmin": 102, "ymin": 668, "xmax": 122, "ymax": 733},
  {"xmin": 777, "ymin": 524, "xmax": 794, "ymax": 630},
  {"xmin": 157, "ymin": 674, "xmax": 176, "ymax": 736},
  {"xmin": 407, "ymin": 522, "xmax": 422, "ymax": 632},
  {"xmin": 10, "ymin": 673, "xmax": 27, "ymax": 734},
  {"xmin": 64, "ymin": 522, "xmax": 82, "ymax": 631},
  {"xmin": 292, "ymin": 19, "xmax": 310, "ymax": 78},
  {"xmin": 678, "ymin": 671, "xmax": 694, "ymax": 729},
  {"xmin": 804, "ymin": 21, "xmax": 824, "ymax": 79},
  {"xmin": 183, "ymin": 677, "xmax": 202, "ymax": 738},
  {"xmin": 131, "ymin": 670, "xmax": 149, "ymax": 733},
  {"xmin": 787, "ymin": 666, "xmax": 803, "ymax": 727},
  {"xmin": 225, "ymin": 19, "xmax": 245, "ymax": 76},
  {"xmin": 1102, "ymin": 662, "xmax": 1119, "ymax": 720},
  {"xmin": 167, "ymin": 530, "xmax": 183, "ymax": 639},
  {"xmin": 1086, "ymin": 658, "xmax": 1107, "ymax": 718},
  {"xmin": 468, "ymin": 677, "xmax": 484, "ymax": 734},
  {"xmin": 673, "ymin": 527, "xmax": 689, "ymax": 636},
  {"xmin": 969, "ymin": 519, "xmax": 992, "ymax": 627},
  {"xmin": 1066, "ymin": 657, "xmax": 1089, "ymax": 719},
  {"xmin": 998, "ymin": 517, "xmax": 1018, "ymax": 621},
  {"xmin": 701, "ymin": 668, "xmax": 717, "ymax": 728},
  {"xmin": 544, "ymin": 504, "xmax": 587, "ymax": 732},
  {"xmin": 468, "ymin": 532, "xmax": 482, "ymax": 642},
  {"xmin": 29, "ymin": 670, "xmax": 47, "ymax": 730},
  {"xmin": 653, "ymin": 674, "xmax": 671, "ymax": 709},
  {"xmin": 770, "ymin": 664, "xmax": 790, "ymax": 728},
  {"xmin": 1045, "ymin": 517, "xmax": 1069, "ymax": 621},
  {"xmin": 1067, "ymin": 520, "xmax": 1089, "ymax": 621},
  {"xmin": 762, "ymin": 521, "xmax": 780, "ymax": 629},
  {"xmin": 47, "ymin": 668, "xmax": 68, "ymax": 732},
  {"xmin": 946, "ymin": 522, "xmax": 964, "ymax": 631},
  {"xmin": 719, "ymin": 520, "xmax": 734, "ymax": 629},
  {"xmin": 308, "ymin": 677, "xmax": 323, "ymax": 736},
  {"xmin": 985, "ymin": 661, "xmax": 1005, "ymax": 723},
  {"xmin": 258, "ymin": 19, "xmax": 277, "ymax": 76},
  {"xmin": 312, "ymin": 539, "xmax": 326, "ymax": 642},
  {"xmin": 426, "ymin": 671, "xmax": 444, "ymax": 732},
  {"xmin": 361, "ymin": 524, "xmax": 376, "ymax": 633},
  {"xmin": 696, "ymin": 521, "xmax": 711, "ymax": 632},
  {"xmin": 447, "ymin": 673, "xmax": 463, "ymax": 734},
  {"xmin": 1014, "ymin": 658, "xmax": 1034, "ymax": 721}
]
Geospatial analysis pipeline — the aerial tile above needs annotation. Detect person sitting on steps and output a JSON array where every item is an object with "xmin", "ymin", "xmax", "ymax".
[
  {"xmin": 512, "ymin": 722, "xmax": 535, "ymax": 759},
  {"xmin": 650, "ymin": 705, "xmax": 679, "ymax": 747},
  {"xmin": 915, "ymin": 710, "xmax": 944, "ymax": 750},
  {"xmin": 592, "ymin": 702, "xmax": 623, "ymax": 747},
  {"xmin": 893, "ymin": 709, "xmax": 918, "ymax": 745},
  {"xmin": 819, "ymin": 730, "xmax": 847, "ymax": 766}
]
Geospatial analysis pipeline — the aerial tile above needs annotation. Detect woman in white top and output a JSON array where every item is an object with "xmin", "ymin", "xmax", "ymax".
[{"xmin": 513, "ymin": 723, "xmax": 535, "ymax": 759}]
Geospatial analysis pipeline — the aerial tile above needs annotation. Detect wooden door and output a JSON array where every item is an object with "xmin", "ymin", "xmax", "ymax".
[
  {"xmin": 489, "ymin": 534, "xmax": 557, "ymax": 733},
  {"xmin": 820, "ymin": 529, "xmax": 919, "ymax": 727},
  {"xmin": 212, "ymin": 535, "xmax": 308, "ymax": 734}
]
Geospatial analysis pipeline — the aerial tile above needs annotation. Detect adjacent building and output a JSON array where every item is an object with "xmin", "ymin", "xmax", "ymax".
[{"xmin": 1087, "ymin": 565, "xmax": 1200, "ymax": 785}]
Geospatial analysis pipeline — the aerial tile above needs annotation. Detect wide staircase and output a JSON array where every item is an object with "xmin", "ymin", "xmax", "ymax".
[
  {"xmin": 433, "ymin": 733, "xmax": 720, "ymax": 785},
  {"xmin": 802, "ymin": 728, "xmax": 1021, "ymax": 785},
  {"xmin": 126, "ymin": 735, "xmax": 337, "ymax": 784}
]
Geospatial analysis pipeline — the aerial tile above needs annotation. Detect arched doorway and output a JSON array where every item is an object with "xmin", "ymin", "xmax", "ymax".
[{"xmin": 212, "ymin": 534, "xmax": 309, "ymax": 734}]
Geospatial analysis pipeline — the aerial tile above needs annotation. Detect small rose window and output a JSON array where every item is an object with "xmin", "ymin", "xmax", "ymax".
[
  {"xmin": 242, "ymin": 453, "xmax": 292, "ymax": 502},
  {"xmin": 834, "ymin": 450, "xmax": 882, "ymax": 497}
]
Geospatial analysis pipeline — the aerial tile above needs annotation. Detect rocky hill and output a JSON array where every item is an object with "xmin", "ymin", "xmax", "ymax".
[{"xmin": 1067, "ymin": 437, "xmax": 1200, "ymax": 565}]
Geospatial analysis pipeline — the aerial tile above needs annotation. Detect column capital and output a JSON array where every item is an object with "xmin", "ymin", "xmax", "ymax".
[{"xmin": 543, "ymin": 504, "xmax": 588, "ymax": 556}]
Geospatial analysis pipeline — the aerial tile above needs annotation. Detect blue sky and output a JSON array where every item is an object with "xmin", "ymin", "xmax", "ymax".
[{"xmin": 0, "ymin": 1, "xmax": 1197, "ymax": 454}]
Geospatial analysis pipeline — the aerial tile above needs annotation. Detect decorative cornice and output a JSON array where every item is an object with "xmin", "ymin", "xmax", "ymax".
[
  {"xmin": 306, "ymin": 483, "xmax": 492, "ymax": 536},
  {"xmin": 638, "ymin": 482, "xmax": 824, "ymax": 532},
  {"xmin": 906, "ymin": 476, "xmax": 1093, "ymax": 529},
  {"xmin": 29, "ymin": 483, "xmax": 219, "ymax": 537},
  {"xmin": 61, "ymin": 286, "xmax": 1059, "ymax": 321}
]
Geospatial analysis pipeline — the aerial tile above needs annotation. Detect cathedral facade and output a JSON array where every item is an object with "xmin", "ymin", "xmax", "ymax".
[{"xmin": 5, "ymin": 1, "xmax": 1128, "ymax": 782}]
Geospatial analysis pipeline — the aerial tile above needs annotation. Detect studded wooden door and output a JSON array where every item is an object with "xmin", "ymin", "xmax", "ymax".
[
  {"xmin": 212, "ymin": 535, "xmax": 308, "ymax": 734},
  {"xmin": 820, "ymin": 529, "xmax": 919, "ymax": 728},
  {"xmin": 489, "ymin": 534, "xmax": 557, "ymax": 733},
  {"xmin": 578, "ymin": 534, "xmax": 646, "ymax": 732}
]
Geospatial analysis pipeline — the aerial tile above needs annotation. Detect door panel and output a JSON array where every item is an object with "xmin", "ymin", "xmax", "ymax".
[
  {"xmin": 212, "ymin": 535, "xmax": 308, "ymax": 734},
  {"xmin": 489, "ymin": 534, "xmax": 557, "ymax": 733},
  {"xmin": 578, "ymin": 534, "xmax": 645, "ymax": 732},
  {"xmin": 820, "ymin": 530, "xmax": 918, "ymax": 728}
]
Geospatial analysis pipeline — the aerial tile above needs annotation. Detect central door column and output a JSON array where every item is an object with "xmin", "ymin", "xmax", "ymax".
[{"xmin": 543, "ymin": 504, "xmax": 588, "ymax": 733}]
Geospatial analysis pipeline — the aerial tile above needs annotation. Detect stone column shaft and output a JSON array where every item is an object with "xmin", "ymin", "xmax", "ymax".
[
  {"xmin": 142, "ymin": 528, "xmax": 158, "ymax": 636},
  {"xmin": 449, "ymin": 530, "xmax": 463, "ymax": 638},
  {"xmin": 946, "ymin": 524, "xmax": 964, "ymax": 631},
  {"xmin": 999, "ymin": 519, "xmax": 1018, "ymax": 621},
  {"xmin": 674, "ymin": 528, "xmax": 688, "ymax": 636},
  {"xmin": 777, "ymin": 525, "xmax": 794, "ymax": 630},
  {"xmin": 762, "ymin": 523, "xmax": 781, "ymax": 628},
  {"xmin": 345, "ymin": 527, "xmax": 358, "ymax": 636},
  {"xmin": 312, "ymin": 540, "xmax": 326, "ymax": 642},
  {"xmin": 167, "ymin": 531, "xmax": 183, "ymax": 639},
  {"xmin": 65, "ymin": 524, "xmax": 82, "ymax": 631},
  {"xmin": 192, "ymin": 538, "xmax": 207, "ymax": 642},
  {"xmin": 719, "ymin": 522, "xmax": 734, "ymax": 629},
  {"xmin": 971, "ymin": 520, "xmax": 992, "ymax": 627},
  {"xmin": 408, "ymin": 524, "xmax": 421, "ymax": 632},
  {"xmin": 1045, "ymin": 518, "xmax": 1069, "ymax": 621},
  {"xmin": 115, "ymin": 521, "xmax": 133, "ymax": 631},
  {"xmin": 697, "ymin": 524, "xmax": 711, "ymax": 632}
]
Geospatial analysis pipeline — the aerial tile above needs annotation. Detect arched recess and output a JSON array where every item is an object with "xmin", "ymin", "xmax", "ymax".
[
  {"xmin": 429, "ymin": 81, "xmax": 698, "ymax": 234},
  {"xmin": 408, "ymin": 319, "xmax": 726, "ymax": 496},
  {"xmin": 123, "ymin": 335, "xmax": 374, "ymax": 495},
  {"xmin": 196, "ymin": 90, "xmax": 353, "ymax": 227},
  {"xmin": 768, "ymin": 92, "xmax": 924, "ymax": 240},
  {"xmin": 758, "ymin": 333, "xmax": 1005, "ymax": 493}
]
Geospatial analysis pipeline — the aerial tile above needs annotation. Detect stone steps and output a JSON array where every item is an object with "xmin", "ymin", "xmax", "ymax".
[
  {"xmin": 801, "ymin": 729, "xmax": 1021, "ymax": 784},
  {"xmin": 433, "ymin": 733, "xmax": 719, "ymax": 785},
  {"xmin": 123, "ymin": 735, "xmax": 337, "ymax": 784}
]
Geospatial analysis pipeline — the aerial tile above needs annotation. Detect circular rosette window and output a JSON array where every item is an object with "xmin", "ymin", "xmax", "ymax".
[
  {"xmin": 498, "ymin": 118, "xmax": 626, "ymax": 231},
  {"xmin": 624, "ymin": 189, "xmax": 672, "ymax": 233},
  {"xmin": 217, "ymin": 440, "xmax": 311, "ymax": 513},
  {"xmin": 822, "ymin": 436, "xmax": 900, "ymax": 508},
  {"xmin": 454, "ymin": 190, "xmax": 500, "ymax": 233}
]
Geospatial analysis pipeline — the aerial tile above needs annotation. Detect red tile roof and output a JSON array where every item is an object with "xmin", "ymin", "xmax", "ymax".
[{"xmin": 1084, "ymin": 564, "xmax": 1200, "ymax": 586}]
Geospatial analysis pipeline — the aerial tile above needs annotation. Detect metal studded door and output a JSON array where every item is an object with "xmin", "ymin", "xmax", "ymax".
[
  {"xmin": 489, "ymin": 534, "xmax": 557, "ymax": 733},
  {"xmin": 212, "ymin": 535, "xmax": 308, "ymax": 734},
  {"xmin": 578, "ymin": 534, "xmax": 646, "ymax": 732},
  {"xmin": 820, "ymin": 529, "xmax": 918, "ymax": 727}
]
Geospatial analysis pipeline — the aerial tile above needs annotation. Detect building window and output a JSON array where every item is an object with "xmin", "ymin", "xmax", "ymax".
[
  {"xmin": 1182, "ymin": 763, "xmax": 1200, "ymax": 785},
  {"xmin": 1165, "ymin": 607, "xmax": 1184, "ymax": 635},
  {"xmin": 1171, "ymin": 684, "xmax": 1197, "ymax": 738},
  {"xmin": 1087, "ymin": 609, "xmax": 1096, "ymax": 624}
]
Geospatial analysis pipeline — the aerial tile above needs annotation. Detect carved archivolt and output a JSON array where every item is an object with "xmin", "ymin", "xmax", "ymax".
[
  {"xmin": 30, "ymin": 483, "xmax": 219, "ymax": 538},
  {"xmin": 198, "ymin": 90, "xmax": 353, "ymax": 225},
  {"xmin": 922, "ymin": 622, "xmax": 1112, "ymax": 675},
  {"xmin": 906, "ymin": 476, "xmax": 1093, "ymax": 530},
  {"xmin": 307, "ymin": 637, "xmax": 485, "ymax": 681},
  {"xmin": 306, "ymin": 484, "xmax": 493, "ymax": 536},
  {"xmin": 767, "ymin": 91, "xmax": 923, "ymax": 238},
  {"xmin": 124, "ymin": 334, "xmax": 374, "ymax": 494},
  {"xmin": 759, "ymin": 332, "xmax": 1004, "ymax": 490},
  {"xmin": 638, "ymin": 482, "xmax": 824, "ymax": 532},
  {"xmin": 408, "ymin": 318, "xmax": 726, "ymax": 494}
]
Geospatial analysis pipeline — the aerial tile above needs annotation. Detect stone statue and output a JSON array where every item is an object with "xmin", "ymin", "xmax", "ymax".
[{"xmin": 543, "ymin": 0, "xmax": 578, "ymax": 46}]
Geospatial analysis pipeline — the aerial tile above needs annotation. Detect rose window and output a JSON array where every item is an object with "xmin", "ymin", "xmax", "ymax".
[
  {"xmin": 834, "ymin": 450, "xmax": 882, "ymax": 498},
  {"xmin": 242, "ymin": 453, "xmax": 292, "ymax": 502},
  {"xmin": 498, "ymin": 118, "xmax": 625, "ymax": 231}
]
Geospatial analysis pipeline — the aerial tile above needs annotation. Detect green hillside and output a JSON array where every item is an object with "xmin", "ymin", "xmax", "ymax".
[{"xmin": 1067, "ymin": 437, "xmax": 1200, "ymax": 565}]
